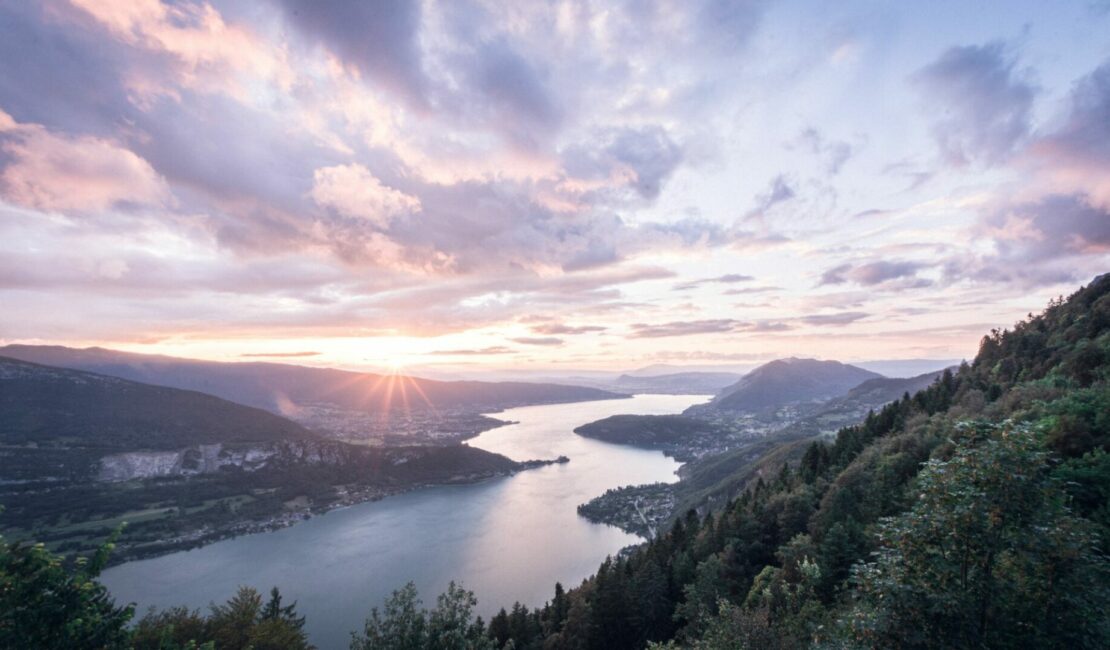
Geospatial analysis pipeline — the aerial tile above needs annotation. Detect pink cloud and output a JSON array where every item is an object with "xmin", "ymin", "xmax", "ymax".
[
  {"xmin": 0, "ymin": 108, "xmax": 169, "ymax": 212},
  {"xmin": 311, "ymin": 163, "xmax": 421, "ymax": 228},
  {"xmin": 65, "ymin": 0, "xmax": 293, "ymax": 102}
]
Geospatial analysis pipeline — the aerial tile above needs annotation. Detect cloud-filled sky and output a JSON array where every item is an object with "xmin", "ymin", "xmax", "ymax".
[{"xmin": 1, "ymin": 0, "xmax": 1108, "ymax": 373}]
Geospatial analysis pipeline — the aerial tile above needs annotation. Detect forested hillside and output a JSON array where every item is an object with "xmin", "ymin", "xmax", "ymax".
[
  {"xmin": 473, "ymin": 274, "xmax": 1110, "ymax": 649},
  {"xmin": 3, "ymin": 276, "xmax": 1109, "ymax": 649}
]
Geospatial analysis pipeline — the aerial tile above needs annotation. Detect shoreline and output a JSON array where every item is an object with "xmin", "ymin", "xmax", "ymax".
[{"xmin": 105, "ymin": 456, "xmax": 569, "ymax": 567}]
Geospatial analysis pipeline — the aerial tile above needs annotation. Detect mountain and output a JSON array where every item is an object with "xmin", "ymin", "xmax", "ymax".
[
  {"xmin": 0, "ymin": 345, "xmax": 625, "ymax": 416},
  {"xmin": 474, "ymin": 275, "xmax": 1110, "ymax": 650},
  {"xmin": 612, "ymin": 371, "xmax": 743, "ymax": 394},
  {"xmin": 0, "ymin": 356, "xmax": 315, "ymax": 452},
  {"xmin": 693, "ymin": 357, "xmax": 882, "ymax": 415},
  {"xmin": 832, "ymin": 368, "xmax": 948, "ymax": 407},
  {"xmin": 0, "ymin": 356, "xmax": 552, "ymax": 563},
  {"xmin": 621, "ymin": 363, "xmax": 757, "ymax": 377},
  {"xmin": 852, "ymin": 358, "xmax": 963, "ymax": 378}
]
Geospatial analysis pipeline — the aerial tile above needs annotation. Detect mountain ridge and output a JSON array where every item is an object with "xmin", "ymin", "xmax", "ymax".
[
  {"xmin": 0, "ymin": 344, "xmax": 626, "ymax": 416},
  {"xmin": 689, "ymin": 357, "xmax": 881, "ymax": 416}
]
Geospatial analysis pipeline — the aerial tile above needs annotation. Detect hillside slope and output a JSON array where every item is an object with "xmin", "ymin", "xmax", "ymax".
[
  {"xmin": 480, "ymin": 275, "xmax": 1110, "ymax": 649},
  {"xmin": 0, "ymin": 357, "xmax": 315, "ymax": 451},
  {"xmin": 0, "ymin": 345, "xmax": 625, "ymax": 415}
]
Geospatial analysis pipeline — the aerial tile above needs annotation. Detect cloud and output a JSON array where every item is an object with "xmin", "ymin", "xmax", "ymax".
[
  {"xmin": 723, "ymin": 285, "xmax": 781, "ymax": 295},
  {"xmin": 461, "ymin": 38, "xmax": 563, "ymax": 147},
  {"xmin": 744, "ymin": 174, "xmax": 796, "ymax": 221},
  {"xmin": 1029, "ymin": 58, "xmax": 1110, "ymax": 208},
  {"xmin": 69, "ymin": 0, "xmax": 293, "ymax": 100},
  {"xmin": 912, "ymin": 41, "xmax": 1036, "ymax": 166},
  {"xmin": 948, "ymin": 193, "xmax": 1110, "ymax": 288},
  {"xmin": 605, "ymin": 126, "xmax": 684, "ymax": 200},
  {"xmin": 273, "ymin": 0, "xmax": 427, "ymax": 108},
  {"xmin": 0, "ymin": 108, "xmax": 169, "ymax": 212},
  {"xmin": 529, "ymin": 323, "xmax": 607, "ymax": 335},
  {"xmin": 311, "ymin": 163, "xmax": 421, "ymax": 228},
  {"xmin": 798, "ymin": 128, "xmax": 854, "ymax": 175},
  {"xmin": 627, "ymin": 312, "xmax": 862, "ymax": 338},
  {"xmin": 629, "ymin": 319, "xmax": 745, "ymax": 338},
  {"xmin": 428, "ymin": 346, "xmax": 515, "ymax": 356},
  {"xmin": 820, "ymin": 261, "xmax": 927, "ymax": 287},
  {"xmin": 509, "ymin": 336, "xmax": 564, "ymax": 346},
  {"xmin": 560, "ymin": 125, "xmax": 684, "ymax": 202},
  {"xmin": 799, "ymin": 311, "xmax": 869, "ymax": 326},
  {"xmin": 240, "ymin": 351, "xmax": 321, "ymax": 358},
  {"xmin": 673, "ymin": 273, "xmax": 755, "ymax": 291}
]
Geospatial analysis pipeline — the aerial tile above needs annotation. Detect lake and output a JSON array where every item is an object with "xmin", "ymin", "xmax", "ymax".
[{"xmin": 102, "ymin": 394, "xmax": 708, "ymax": 649}]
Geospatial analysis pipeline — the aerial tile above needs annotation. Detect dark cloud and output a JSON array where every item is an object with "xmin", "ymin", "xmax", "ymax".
[
  {"xmin": 947, "ymin": 193, "xmax": 1110, "ymax": 288},
  {"xmin": 629, "ymin": 319, "xmax": 745, "ymax": 338},
  {"xmin": 132, "ymin": 93, "xmax": 338, "ymax": 212},
  {"xmin": 561, "ymin": 126, "xmax": 684, "ymax": 201},
  {"xmin": 607, "ymin": 126, "xmax": 684, "ymax": 199},
  {"xmin": 1040, "ymin": 59, "xmax": 1110, "ymax": 166},
  {"xmin": 463, "ymin": 38, "xmax": 563, "ymax": 146},
  {"xmin": 0, "ymin": 3, "xmax": 140, "ymax": 137},
  {"xmin": 820, "ymin": 261, "xmax": 927, "ymax": 286},
  {"xmin": 913, "ymin": 41, "xmax": 1036, "ymax": 166},
  {"xmin": 1031, "ymin": 57, "xmax": 1110, "ymax": 203},
  {"xmin": 274, "ymin": 0, "xmax": 429, "ymax": 108}
]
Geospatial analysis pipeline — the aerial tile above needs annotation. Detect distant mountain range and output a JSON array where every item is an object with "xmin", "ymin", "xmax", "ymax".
[
  {"xmin": 0, "ymin": 356, "xmax": 315, "ymax": 453},
  {"xmin": 852, "ymin": 358, "xmax": 963, "ymax": 378},
  {"xmin": 0, "ymin": 345, "xmax": 625, "ymax": 417},
  {"xmin": 693, "ymin": 358, "xmax": 882, "ymax": 415},
  {"xmin": 611, "ymin": 371, "xmax": 743, "ymax": 394}
]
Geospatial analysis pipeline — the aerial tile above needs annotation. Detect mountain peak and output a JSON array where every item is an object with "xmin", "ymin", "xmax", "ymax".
[{"xmin": 700, "ymin": 358, "xmax": 881, "ymax": 414}]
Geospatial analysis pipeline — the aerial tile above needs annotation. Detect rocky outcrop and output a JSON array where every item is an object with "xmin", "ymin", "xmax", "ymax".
[{"xmin": 97, "ymin": 443, "xmax": 281, "ymax": 481}]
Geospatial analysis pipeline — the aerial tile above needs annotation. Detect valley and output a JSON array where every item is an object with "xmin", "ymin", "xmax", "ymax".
[{"xmin": 0, "ymin": 356, "xmax": 607, "ymax": 563}]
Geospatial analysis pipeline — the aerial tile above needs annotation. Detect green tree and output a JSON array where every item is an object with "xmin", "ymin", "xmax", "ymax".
[
  {"xmin": 351, "ymin": 581, "xmax": 493, "ymax": 650},
  {"xmin": 846, "ymin": 423, "xmax": 1110, "ymax": 649},
  {"xmin": 0, "ymin": 530, "xmax": 133, "ymax": 650},
  {"xmin": 206, "ymin": 586, "xmax": 263, "ymax": 649},
  {"xmin": 261, "ymin": 586, "xmax": 306, "ymax": 631}
]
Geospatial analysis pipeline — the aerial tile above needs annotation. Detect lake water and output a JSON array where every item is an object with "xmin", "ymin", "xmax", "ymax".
[{"xmin": 102, "ymin": 394, "xmax": 708, "ymax": 649}]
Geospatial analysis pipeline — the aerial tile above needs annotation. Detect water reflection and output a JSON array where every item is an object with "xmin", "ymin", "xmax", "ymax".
[{"xmin": 102, "ymin": 394, "xmax": 708, "ymax": 649}]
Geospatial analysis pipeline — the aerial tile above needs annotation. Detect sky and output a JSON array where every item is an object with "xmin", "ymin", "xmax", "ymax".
[{"xmin": 1, "ymin": 0, "xmax": 1108, "ymax": 374}]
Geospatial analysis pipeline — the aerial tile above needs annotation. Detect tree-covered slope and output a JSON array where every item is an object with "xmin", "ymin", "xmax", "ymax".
[
  {"xmin": 0, "ymin": 357, "xmax": 315, "ymax": 450},
  {"xmin": 477, "ymin": 275, "xmax": 1110, "ymax": 649}
]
